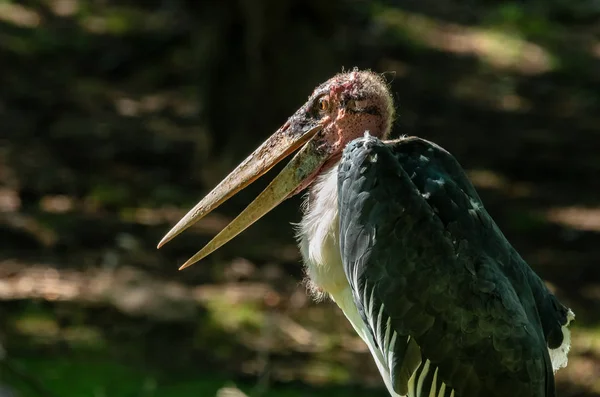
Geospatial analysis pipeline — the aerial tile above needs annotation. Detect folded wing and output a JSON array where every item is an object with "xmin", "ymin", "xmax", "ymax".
[{"xmin": 337, "ymin": 135, "xmax": 571, "ymax": 397}]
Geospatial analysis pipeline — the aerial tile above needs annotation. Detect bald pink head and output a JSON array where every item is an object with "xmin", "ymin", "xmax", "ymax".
[{"xmin": 306, "ymin": 70, "xmax": 395, "ymax": 172}]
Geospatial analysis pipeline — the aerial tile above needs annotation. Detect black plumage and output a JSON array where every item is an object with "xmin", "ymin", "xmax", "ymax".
[{"xmin": 338, "ymin": 135, "xmax": 571, "ymax": 397}]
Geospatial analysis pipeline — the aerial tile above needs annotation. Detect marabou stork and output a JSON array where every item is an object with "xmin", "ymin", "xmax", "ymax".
[{"xmin": 158, "ymin": 70, "xmax": 574, "ymax": 397}]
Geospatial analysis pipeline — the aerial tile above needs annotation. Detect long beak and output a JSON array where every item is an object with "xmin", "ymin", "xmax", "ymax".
[
  {"xmin": 157, "ymin": 119, "xmax": 330, "ymax": 270},
  {"xmin": 157, "ymin": 121, "xmax": 319, "ymax": 249},
  {"xmin": 177, "ymin": 138, "xmax": 329, "ymax": 269}
]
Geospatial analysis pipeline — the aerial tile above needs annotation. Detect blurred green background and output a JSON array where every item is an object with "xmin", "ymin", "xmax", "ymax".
[{"xmin": 1, "ymin": 0, "xmax": 599, "ymax": 396}]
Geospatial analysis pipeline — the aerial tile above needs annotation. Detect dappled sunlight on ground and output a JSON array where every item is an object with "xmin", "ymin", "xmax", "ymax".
[
  {"xmin": 0, "ymin": 3, "xmax": 41, "ymax": 28},
  {"xmin": 47, "ymin": 0, "xmax": 79, "ymax": 18},
  {"xmin": 0, "ymin": 259, "xmax": 366, "ymax": 354},
  {"xmin": 546, "ymin": 206, "xmax": 600, "ymax": 233},
  {"xmin": 374, "ymin": 8, "xmax": 555, "ymax": 75},
  {"xmin": 467, "ymin": 169, "xmax": 534, "ymax": 197},
  {"xmin": 593, "ymin": 42, "xmax": 600, "ymax": 59},
  {"xmin": 1, "ymin": 256, "xmax": 598, "ymax": 395},
  {"xmin": 0, "ymin": 257, "xmax": 391, "ymax": 393}
]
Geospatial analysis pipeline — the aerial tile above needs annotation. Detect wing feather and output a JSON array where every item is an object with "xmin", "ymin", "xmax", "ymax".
[{"xmin": 337, "ymin": 135, "xmax": 569, "ymax": 397}]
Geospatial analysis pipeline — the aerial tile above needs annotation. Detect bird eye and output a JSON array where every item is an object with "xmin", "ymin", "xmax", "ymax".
[{"xmin": 318, "ymin": 97, "xmax": 330, "ymax": 112}]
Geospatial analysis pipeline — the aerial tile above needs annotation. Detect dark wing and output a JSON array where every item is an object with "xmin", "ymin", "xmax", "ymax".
[{"xmin": 337, "ymin": 135, "xmax": 571, "ymax": 397}]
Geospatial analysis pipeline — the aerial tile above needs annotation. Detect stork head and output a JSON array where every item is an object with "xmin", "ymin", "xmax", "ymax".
[{"xmin": 158, "ymin": 69, "xmax": 394, "ymax": 269}]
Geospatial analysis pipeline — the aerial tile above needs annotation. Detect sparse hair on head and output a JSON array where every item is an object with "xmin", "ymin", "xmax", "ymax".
[{"xmin": 330, "ymin": 68, "xmax": 396, "ymax": 139}]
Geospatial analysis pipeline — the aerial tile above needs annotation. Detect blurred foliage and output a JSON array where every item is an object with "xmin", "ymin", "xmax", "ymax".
[
  {"xmin": 1, "ymin": 0, "xmax": 600, "ymax": 396},
  {"xmin": 6, "ymin": 356, "xmax": 384, "ymax": 397}
]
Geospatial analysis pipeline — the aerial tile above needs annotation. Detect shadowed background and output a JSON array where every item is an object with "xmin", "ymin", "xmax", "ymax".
[{"xmin": 1, "ymin": 0, "xmax": 599, "ymax": 396}]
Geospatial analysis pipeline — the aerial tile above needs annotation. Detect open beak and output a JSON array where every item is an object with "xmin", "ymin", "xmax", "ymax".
[{"xmin": 157, "ymin": 112, "xmax": 331, "ymax": 270}]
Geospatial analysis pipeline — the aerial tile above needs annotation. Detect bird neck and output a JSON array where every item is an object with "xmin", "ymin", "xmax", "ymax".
[{"xmin": 297, "ymin": 163, "xmax": 348, "ymax": 299}]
